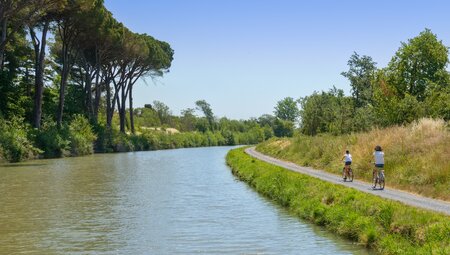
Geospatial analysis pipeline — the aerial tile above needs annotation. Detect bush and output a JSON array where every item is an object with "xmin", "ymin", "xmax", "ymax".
[
  {"xmin": 68, "ymin": 115, "xmax": 97, "ymax": 156},
  {"xmin": 93, "ymin": 124, "xmax": 117, "ymax": 153},
  {"xmin": 34, "ymin": 117, "xmax": 70, "ymax": 158},
  {"xmin": 129, "ymin": 134, "xmax": 150, "ymax": 151},
  {"xmin": 112, "ymin": 133, "xmax": 134, "ymax": 152},
  {"xmin": 0, "ymin": 117, "xmax": 40, "ymax": 162}
]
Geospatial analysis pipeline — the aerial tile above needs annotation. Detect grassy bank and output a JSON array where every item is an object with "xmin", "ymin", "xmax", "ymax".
[
  {"xmin": 226, "ymin": 147, "xmax": 450, "ymax": 254},
  {"xmin": 256, "ymin": 118, "xmax": 450, "ymax": 201}
]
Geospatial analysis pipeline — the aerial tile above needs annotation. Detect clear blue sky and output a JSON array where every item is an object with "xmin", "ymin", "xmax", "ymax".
[{"xmin": 104, "ymin": 0, "xmax": 450, "ymax": 120}]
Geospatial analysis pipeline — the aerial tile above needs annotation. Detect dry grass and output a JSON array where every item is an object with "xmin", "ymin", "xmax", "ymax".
[{"xmin": 257, "ymin": 118, "xmax": 450, "ymax": 201}]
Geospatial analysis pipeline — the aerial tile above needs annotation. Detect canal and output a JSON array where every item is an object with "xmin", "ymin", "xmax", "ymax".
[{"xmin": 0, "ymin": 147, "xmax": 371, "ymax": 254}]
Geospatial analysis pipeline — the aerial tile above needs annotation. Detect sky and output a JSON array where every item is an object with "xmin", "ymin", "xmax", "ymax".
[{"xmin": 104, "ymin": 0, "xmax": 450, "ymax": 120}]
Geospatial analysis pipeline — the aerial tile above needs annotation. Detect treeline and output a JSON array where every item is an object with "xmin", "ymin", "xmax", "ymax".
[
  {"xmin": 132, "ymin": 99, "xmax": 292, "ymax": 138},
  {"xmin": 0, "ymin": 94, "xmax": 290, "ymax": 162},
  {"xmin": 0, "ymin": 0, "xmax": 299, "ymax": 163},
  {"xmin": 297, "ymin": 29, "xmax": 449, "ymax": 135},
  {"xmin": 0, "ymin": 0, "xmax": 173, "ymax": 131},
  {"xmin": 0, "ymin": 0, "xmax": 175, "ymax": 161},
  {"xmin": 101, "ymin": 99, "xmax": 285, "ymax": 153}
]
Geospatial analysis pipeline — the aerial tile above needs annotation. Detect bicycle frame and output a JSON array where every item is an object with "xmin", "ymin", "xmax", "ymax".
[{"xmin": 372, "ymin": 167, "xmax": 385, "ymax": 189}]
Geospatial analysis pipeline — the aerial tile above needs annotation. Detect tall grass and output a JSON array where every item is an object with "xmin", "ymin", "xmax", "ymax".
[
  {"xmin": 257, "ymin": 118, "xmax": 450, "ymax": 201},
  {"xmin": 226, "ymin": 147, "xmax": 450, "ymax": 255}
]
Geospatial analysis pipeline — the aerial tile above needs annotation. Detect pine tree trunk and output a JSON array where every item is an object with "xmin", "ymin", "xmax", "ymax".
[
  {"xmin": 0, "ymin": 18, "xmax": 7, "ymax": 70},
  {"xmin": 129, "ymin": 85, "xmax": 135, "ymax": 134},
  {"xmin": 31, "ymin": 22, "xmax": 49, "ymax": 129}
]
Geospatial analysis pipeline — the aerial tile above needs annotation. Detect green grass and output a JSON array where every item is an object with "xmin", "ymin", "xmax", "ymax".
[
  {"xmin": 256, "ymin": 118, "xmax": 450, "ymax": 201},
  {"xmin": 226, "ymin": 147, "xmax": 450, "ymax": 255}
]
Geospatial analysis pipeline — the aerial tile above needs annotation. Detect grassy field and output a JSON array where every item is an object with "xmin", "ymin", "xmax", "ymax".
[
  {"xmin": 226, "ymin": 147, "xmax": 450, "ymax": 255},
  {"xmin": 256, "ymin": 118, "xmax": 450, "ymax": 201}
]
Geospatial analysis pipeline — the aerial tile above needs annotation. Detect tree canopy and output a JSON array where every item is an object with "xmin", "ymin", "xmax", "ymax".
[
  {"xmin": 298, "ymin": 29, "xmax": 450, "ymax": 136},
  {"xmin": 274, "ymin": 97, "xmax": 300, "ymax": 122}
]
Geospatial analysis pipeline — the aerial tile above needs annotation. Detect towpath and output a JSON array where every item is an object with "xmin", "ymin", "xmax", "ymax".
[{"xmin": 245, "ymin": 147, "xmax": 450, "ymax": 216}]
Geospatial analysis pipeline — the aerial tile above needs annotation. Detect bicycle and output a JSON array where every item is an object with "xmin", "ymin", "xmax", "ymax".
[
  {"xmin": 342, "ymin": 166, "xmax": 353, "ymax": 182},
  {"xmin": 372, "ymin": 166, "xmax": 385, "ymax": 190}
]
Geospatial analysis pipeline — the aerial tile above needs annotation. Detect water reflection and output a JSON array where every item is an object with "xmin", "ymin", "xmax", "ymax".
[{"xmin": 0, "ymin": 147, "xmax": 372, "ymax": 254}]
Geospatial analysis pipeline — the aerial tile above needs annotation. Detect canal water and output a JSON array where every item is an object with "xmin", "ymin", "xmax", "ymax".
[{"xmin": 0, "ymin": 147, "xmax": 371, "ymax": 254}]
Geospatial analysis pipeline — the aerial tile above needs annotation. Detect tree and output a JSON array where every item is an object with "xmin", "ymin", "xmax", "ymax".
[
  {"xmin": 127, "ymin": 34, "xmax": 173, "ymax": 133},
  {"xmin": 386, "ymin": 29, "xmax": 449, "ymax": 101},
  {"xmin": 274, "ymin": 97, "xmax": 299, "ymax": 122},
  {"xmin": 195, "ymin": 100, "xmax": 215, "ymax": 131},
  {"xmin": 341, "ymin": 52, "xmax": 377, "ymax": 107},
  {"xmin": 70, "ymin": 1, "xmax": 110, "ymax": 122},
  {"xmin": 0, "ymin": 28, "xmax": 33, "ymax": 120},
  {"xmin": 257, "ymin": 114, "xmax": 276, "ymax": 128},
  {"xmin": 180, "ymin": 108, "xmax": 196, "ymax": 131},
  {"xmin": 273, "ymin": 118, "xmax": 294, "ymax": 137},
  {"xmin": 29, "ymin": 21, "xmax": 50, "ymax": 128},
  {"xmin": 299, "ymin": 88, "xmax": 354, "ymax": 135},
  {"xmin": 28, "ymin": 0, "xmax": 63, "ymax": 128},
  {"xmin": 0, "ymin": 0, "xmax": 45, "ymax": 69},
  {"xmin": 152, "ymin": 100, "xmax": 171, "ymax": 125},
  {"xmin": 54, "ymin": 0, "xmax": 84, "ymax": 126}
]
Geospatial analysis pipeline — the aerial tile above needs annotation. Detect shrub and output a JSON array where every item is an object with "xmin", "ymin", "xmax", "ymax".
[
  {"xmin": 0, "ymin": 117, "xmax": 40, "ymax": 162},
  {"xmin": 130, "ymin": 134, "xmax": 150, "ymax": 151},
  {"xmin": 34, "ymin": 116, "xmax": 70, "ymax": 158},
  {"xmin": 68, "ymin": 115, "xmax": 97, "ymax": 156},
  {"xmin": 93, "ymin": 124, "xmax": 116, "ymax": 153},
  {"xmin": 112, "ymin": 133, "xmax": 134, "ymax": 152}
]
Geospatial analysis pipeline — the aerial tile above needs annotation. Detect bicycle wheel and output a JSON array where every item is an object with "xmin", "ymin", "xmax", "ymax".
[
  {"xmin": 379, "ymin": 174, "xmax": 385, "ymax": 190},
  {"xmin": 348, "ymin": 168, "xmax": 353, "ymax": 182},
  {"xmin": 372, "ymin": 173, "xmax": 378, "ymax": 189},
  {"xmin": 342, "ymin": 167, "xmax": 347, "ymax": 181}
]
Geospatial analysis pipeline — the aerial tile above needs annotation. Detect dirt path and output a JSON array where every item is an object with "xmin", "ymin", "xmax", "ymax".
[{"xmin": 245, "ymin": 147, "xmax": 450, "ymax": 216}]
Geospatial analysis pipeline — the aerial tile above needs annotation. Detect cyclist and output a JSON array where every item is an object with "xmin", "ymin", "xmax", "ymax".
[
  {"xmin": 341, "ymin": 150, "xmax": 352, "ymax": 180},
  {"xmin": 373, "ymin": 145, "xmax": 385, "ymax": 182}
]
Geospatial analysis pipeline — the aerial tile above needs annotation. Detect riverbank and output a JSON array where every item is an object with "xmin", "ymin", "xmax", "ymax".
[
  {"xmin": 226, "ymin": 147, "xmax": 450, "ymax": 254},
  {"xmin": 0, "ymin": 116, "xmax": 265, "ymax": 163},
  {"xmin": 256, "ymin": 118, "xmax": 450, "ymax": 201}
]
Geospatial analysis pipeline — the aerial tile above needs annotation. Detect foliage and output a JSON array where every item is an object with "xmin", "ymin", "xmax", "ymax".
[
  {"xmin": 274, "ymin": 97, "xmax": 300, "ymax": 122},
  {"xmin": 152, "ymin": 100, "xmax": 172, "ymax": 126},
  {"xmin": 0, "ymin": 117, "xmax": 40, "ymax": 162},
  {"xmin": 298, "ymin": 29, "xmax": 450, "ymax": 136},
  {"xmin": 341, "ymin": 52, "xmax": 377, "ymax": 107},
  {"xmin": 33, "ymin": 116, "xmax": 70, "ymax": 158},
  {"xmin": 195, "ymin": 100, "xmax": 215, "ymax": 131},
  {"xmin": 299, "ymin": 87, "xmax": 354, "ymax": 135},
  {"xmin": 227, "ymin": 147, "xmax": 450, "ymax": 254},
  {"xmin": 3, "ymin": 10, "xmax": 450, "ymax": 163},
  {"xmin": 68, "ymin": 115, "xmax": 96, "ymax": 156},
  {"xmin": 273, "ymin": 118, "xmax": 294, "ymax": 137},
  {"xmin": 424, "ymin": 85, "xmax": 450, "ymax": 120},
  {"xmin": 386, "ymin": 29, "xmax": 449, "ymax": 101}
]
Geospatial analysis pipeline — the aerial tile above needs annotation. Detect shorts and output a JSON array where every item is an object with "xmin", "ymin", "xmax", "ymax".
[
  {"xmin": 345, "ymin": 161, "xmax": 352, "ymax": 166},
  {"xmin": 375, "ymin": 164, "xmax": 384, "ymax": 168}
]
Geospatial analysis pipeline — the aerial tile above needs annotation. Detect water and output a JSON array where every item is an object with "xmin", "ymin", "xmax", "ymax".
[{"xmin": 0, "ymin": 147, "xmax": 371, "ymax": 254}]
